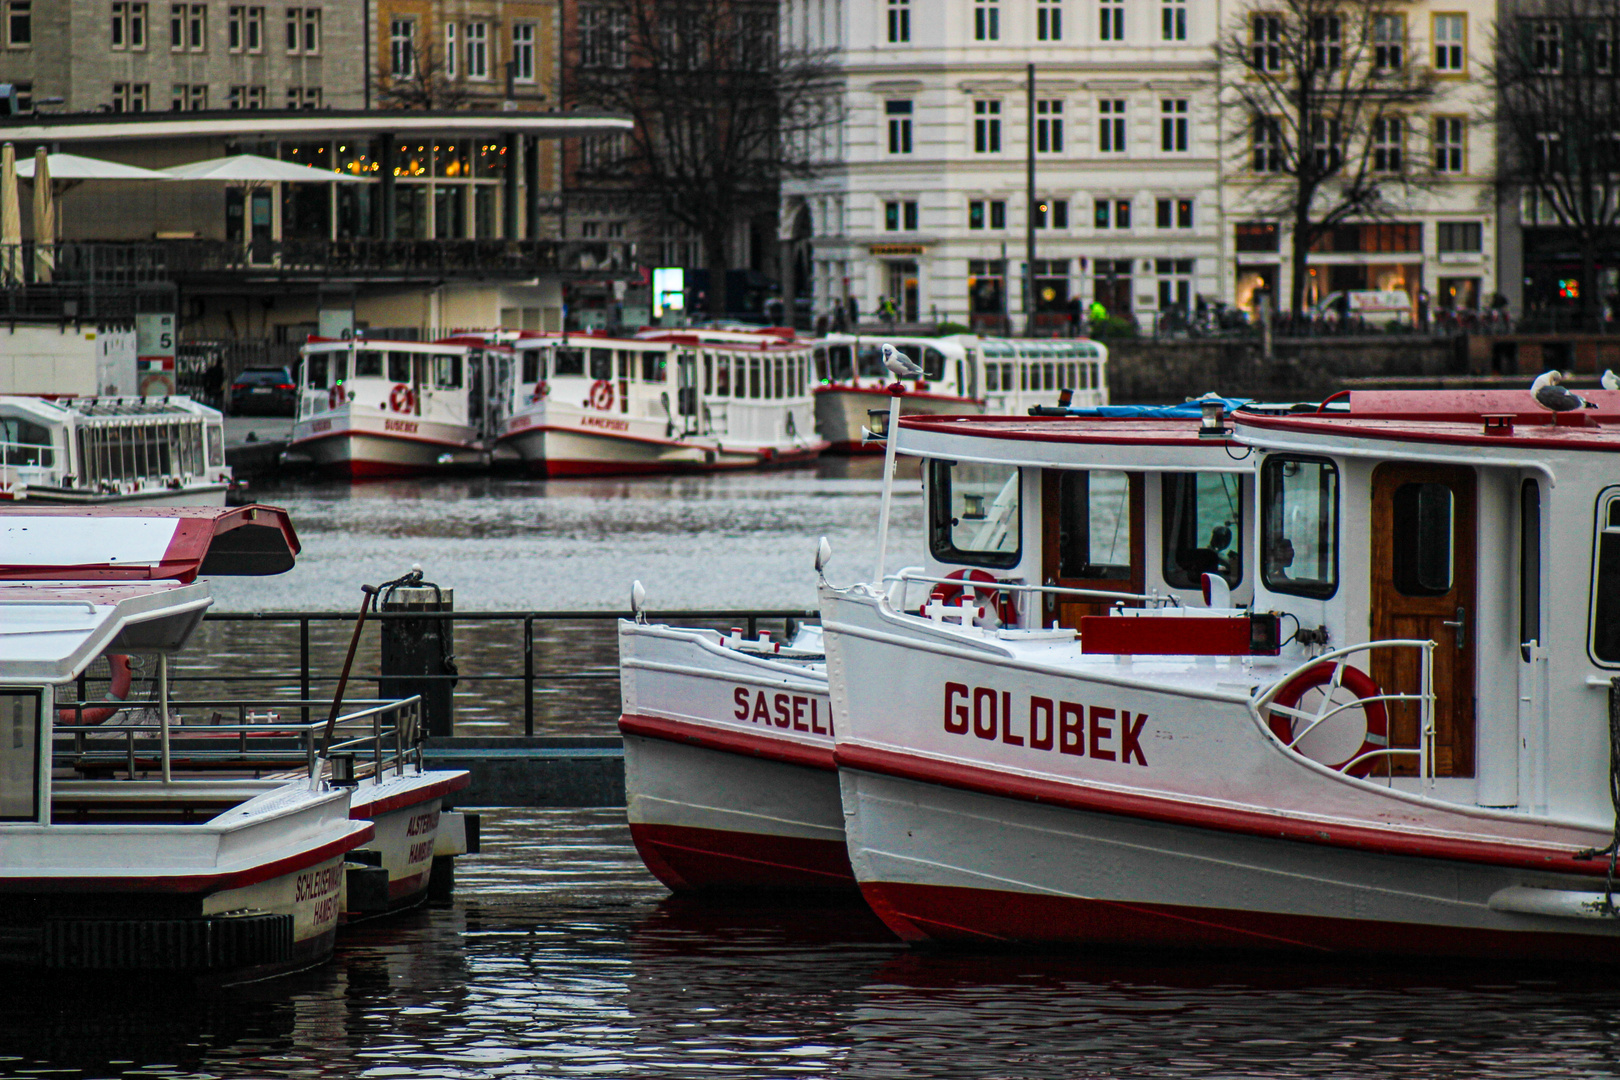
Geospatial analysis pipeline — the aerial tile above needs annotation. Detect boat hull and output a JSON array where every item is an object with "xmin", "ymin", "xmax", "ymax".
[
  {"xmin": 290, "ymin": 429, "xmax": 485, "ymax": 477},
  {"xmin": 500, "ymin": 417, "xmax": 824, "ymax": 477},
  {"xmin": 815, "ymin": 386, "xmax": 983, "ymax": 454},
  {"xmin": 0, "ymin": 483, "xmax": 229, "ymax": 506},
  {"xmin": 346, "ymin": 769, "xmax": 471, "ymax": 917}
]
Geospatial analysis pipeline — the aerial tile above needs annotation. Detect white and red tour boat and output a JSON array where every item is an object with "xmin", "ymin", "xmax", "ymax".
[
  {"xmin": 0, "ymin": 505, "xmax": 472, "ymax": 981},
  {"xmin": 289, "ymin": 338, "xmax": 502, "ymax": 478},
  {"xmin": 822, "ymin": 388, "xmax": 1620, "ymax": 960},
  {"xmin": 485, "ymin": 328, "xmax": 825, "ymax": 477}
]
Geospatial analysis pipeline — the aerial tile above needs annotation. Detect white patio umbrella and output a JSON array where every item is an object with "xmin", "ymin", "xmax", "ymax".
[
  {"xmin": 0, "ymin": 143, "xmax": 20, "ymax": 285},
  {"xmin": 16, "ymin": 152, "xmax": 172, "ymax": 182},
  {"xmin": 161, "ymin": 153, "xmax": 370, "ymax": 184},
  {"xmin": 31, "ymin": 147, "xmax": 52, "ymax": 282}
]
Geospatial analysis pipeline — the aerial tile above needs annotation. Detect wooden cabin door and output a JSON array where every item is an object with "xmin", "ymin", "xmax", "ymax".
[
  {"xmin": 1370, "ymin": 463, "xmax": 1477, "ymax": 777},
  {"xmin": 1041, "ymin": 469, "xmax": 1144, "ymax": 629}
]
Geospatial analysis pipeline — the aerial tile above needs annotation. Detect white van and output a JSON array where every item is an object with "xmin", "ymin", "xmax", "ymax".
[{"xmin": 1313, "ymin": 289, "xmax": 1414, "ymax": 326}]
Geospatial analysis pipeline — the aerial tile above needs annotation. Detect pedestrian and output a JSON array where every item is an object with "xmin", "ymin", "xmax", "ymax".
[
  {"xmin": 879, "ymin": 296, "xmax": 897, "ymax": 326},
  {"xmin": 1067, "ymin": 295, "xmax": 1083, "ymax": 337},
  {"xmin": 1088, "ymin": 299, "xmax": 1107, "ymax": 325},
  {"xmin": 1417, "ymin": 288, "xmax": 1431, "ymax": 332},
  {"xmin": 203, "ymin": 358, "xmax": 225, "ymax": 409},
  {"xmin": 847, "ymin": 295, "xmax": 861, "ymax": 326},
  {"xmin": 832, "ymin": 300, "xmax": 847, "ymax": 332}
]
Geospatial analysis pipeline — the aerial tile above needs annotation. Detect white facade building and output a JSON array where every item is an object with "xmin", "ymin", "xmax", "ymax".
[{"xmin": 783, "ymin": 0, "xmax": 1222, "ymax": 332}]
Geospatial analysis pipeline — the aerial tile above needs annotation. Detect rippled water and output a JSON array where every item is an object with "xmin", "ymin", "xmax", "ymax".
[{"xmin": 6, "ymin": 809, "xmax": 1620, "ymax": 1079}]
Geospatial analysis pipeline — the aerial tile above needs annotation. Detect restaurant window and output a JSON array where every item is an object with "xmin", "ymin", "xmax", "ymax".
[
  {"xmin": 1262, "ymin": 455, "xmax": 1339, "ymax": 599},
  {"xmin": 930, "ymin": 460, "xmax": 1021, "ymax": 569},
  {"xmin": 1162, "ymin": 473, "xmax": 1243, "ymax": 589},
  {"xmin": 1056, "ymin": 470, "xmax": 1131, "ymax": 579}
]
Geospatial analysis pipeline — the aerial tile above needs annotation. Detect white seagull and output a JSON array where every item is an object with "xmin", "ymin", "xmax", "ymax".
[
  {"xmin": 881, "ymin": 343, "xmax": 924, "ymax": 381},
  {"xmin": 1531, "ymin": 370, "xmax": 1596, "ymax": 411},
  {"xmin": 1603, "ymin": 369, "xmax": 1620, "ymax": 391}
]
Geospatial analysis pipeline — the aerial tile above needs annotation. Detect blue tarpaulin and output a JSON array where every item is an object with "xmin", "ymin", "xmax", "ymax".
[{"xmin": 1058, "ymin": 396, "xmax": 1251, "ymax": 418}]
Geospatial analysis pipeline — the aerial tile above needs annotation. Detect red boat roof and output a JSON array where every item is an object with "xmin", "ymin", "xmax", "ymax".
[
  {"xmin": 1237, "ymin": 410, "xmax": 1620, "ymax": 451},
  {"xmin": 0, "ymin": 505, "xmax": 300, "ymax": 582},
  {"xmin": 1345, "ymin": 388, "xmax": 1620, "ymax": 421},
  {"xmin": 898, "ymin": 414, "xmax": 1238, "ymax": 447}
]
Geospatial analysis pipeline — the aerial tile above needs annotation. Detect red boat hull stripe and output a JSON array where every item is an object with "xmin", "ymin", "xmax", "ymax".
[{"xmin": 620, "ymin": 713, "xmax": 835, "ymax": 771}]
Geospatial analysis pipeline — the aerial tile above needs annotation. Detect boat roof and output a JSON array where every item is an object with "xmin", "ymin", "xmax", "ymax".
[
  {"xmin": 301, "ymin": 338, "xmax": 470, "ymax": 355},
  {"xmin": 895, "ymin": 414, "xmax": 1246, "ymax": 472},
  {"xmin": 0, "ymin": 505, "xmax": 300, "ymax": 582},
  {"xmin": 0, "ymin": 580, "xmax": 212, "ymax": 684},
  {"xmin": 1341, "ymin": 388, "xmax": 1620, "ymax": 422},
  {"xmin": 1235, "ymin": 409, "xmax": 1620, "ymax": 458},
  {"xmin": 0, "ymin": 396, "xmax": 217, "ymax": 420}
]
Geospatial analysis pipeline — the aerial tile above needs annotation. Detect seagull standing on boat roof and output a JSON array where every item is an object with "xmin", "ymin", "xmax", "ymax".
[
  {"xmin": 1603, "ymin": 369, "xmax": 1620, "ymax": 391},
  {"xmin": 1532, "ymin": 370, "xmax": 1597, "ymax": 411},
  {"xmin": 881, "ymin": 343, "xmax": 924, "ymax": 384}
]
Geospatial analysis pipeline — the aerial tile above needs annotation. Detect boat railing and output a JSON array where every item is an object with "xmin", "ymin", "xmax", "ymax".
[
  {"xmin": 1250, "ymin": 639, "xmax": 1437, "ymax": 784},
  {"xmin": 887, "ymin": 568, "xmax": 1183, "ymax": 615},
  {"xmin": 53, "ymin": 696, "xmax": 424, "ymax": 784},
  {"xmin": 0, "ymin": 436, "xmax": 54, "ymax": 470}
]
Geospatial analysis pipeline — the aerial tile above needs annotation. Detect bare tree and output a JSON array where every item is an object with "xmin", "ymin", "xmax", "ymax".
[
  {"xmin": 1218, "ymin": 0, "xmax": 1437, "ymax": 314},
  {"xmin": 1490, "ymin": 0, "xmax": 1620, "ymax": 325},
  {"xmin": 373, "ymin": 31, "xmax": 471, "ymax": 111},
  {"xmin": 565, "ymin": 0, "xmax": 839, "ymax": 316}
]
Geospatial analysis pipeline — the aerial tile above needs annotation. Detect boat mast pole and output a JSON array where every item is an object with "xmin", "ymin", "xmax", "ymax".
[
  {"xmin": 158, "ymin": 652, "xmax": 171, "ymax": 784},
  {"xmin": 872, "ymin": 387, "xmax": 903, "ymax": 585}
]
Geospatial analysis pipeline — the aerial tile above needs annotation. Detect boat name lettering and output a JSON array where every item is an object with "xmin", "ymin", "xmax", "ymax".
[
  {"xmin": 581, "ymin": 415, "xmax": 630, "ymax": 432},
  {"xmin": 310, "ymin": 419, "xmax": 332, "ymax": 433},
  {"xmin": 733, "ymin": 687, "xmax": 833, "ymax": 736},
  {"xmin": 509, "ymin": 415, "xmax": 531, "ymax": 430},
  {"xmin": 312, "ymin": 894, "xmax": 339, "ymax": 926},
  {"xmin": 384, "ymin": 419, "xmax": 419, "ymax": 434},
  {"xmin": 294, "ymin": 864, "xmax": 343, "ymax": 903},
  {"xmin": 407, "ymin": 839, "xmax": 434, "ymax": 864},
  {"xmin": 405, "ymin": 809, "xmax": 440, "ymax": 837},
  {"xmin": 943, "ymin": 683, "xmax": 1147, "ymax": 766}
]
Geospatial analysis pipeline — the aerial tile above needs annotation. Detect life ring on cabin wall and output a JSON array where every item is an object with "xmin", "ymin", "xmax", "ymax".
[
  {"xmin": 388, "ymin": 383, "xmax": 417, "ymax": 413},
  {"xmin": 138, "ymin": 373, "xmax": 170, "ymax": 398},
  {"xmin": 530, "ymin": 380, "xmax": 550, "ymax": 403},
  {"xmin": 56, "ymin": 654, "xmax": 133, "ymax": 726},
  {"xmin": 922, "ymin": 568, "xmax": 1017, "ymax": 626},
  {"xmin": 328, "ymin": 384, "xmax": 346, "ymax": 410},
  {"xmin": 587, "ymin": 379, "xmax": 615, "ymax": 411},
  {"xmin": 1266, "ymin": 662, "xmax": 1390, "ymax": 777}
]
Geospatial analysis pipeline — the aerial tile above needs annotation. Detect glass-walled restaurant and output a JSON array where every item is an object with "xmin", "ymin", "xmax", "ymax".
[{"xmin": 240, "ymin": 137, "xmax": 515, "ymax": 241}]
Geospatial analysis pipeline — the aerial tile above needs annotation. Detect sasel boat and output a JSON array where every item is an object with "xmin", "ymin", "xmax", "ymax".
[
  {"xmin": 618, "ymin": 409, "xmax": 1252, "ymax": 894},
  {"xmin": 823, "ymin": 390, "xmax": 1620, "ymax": 959}
]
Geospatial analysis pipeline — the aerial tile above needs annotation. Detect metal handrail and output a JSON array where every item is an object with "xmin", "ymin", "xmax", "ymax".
[
  {"xmin": 889, "ymin": 568, "xmax": 1182, "ymax": 614},
  {"xmin": 1251, "ymin": 639, "xmax": 1437, "ymax": 784}
]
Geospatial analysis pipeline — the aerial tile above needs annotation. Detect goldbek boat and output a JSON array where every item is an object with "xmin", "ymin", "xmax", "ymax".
[
  {"xmin": 481, "ymin": 327, "xmax": 826, "ymax": 477},
  {"xmin": 821, "ymin": 389, "xmax": 1620, "ymax": 959},
  {"xmin": 617, "ymin": 403, "xmax": 1250, "ymax": 893},
  {"xmin": 0, "ymin": 505, "xmax": 471, "ymax": 981}
]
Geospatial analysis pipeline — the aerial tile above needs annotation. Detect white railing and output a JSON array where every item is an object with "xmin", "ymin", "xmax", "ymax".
[
  {"xmin": 1251, "ymin": 639, "xmax": 1437, "ymax": 784},
  {"xmin": 887, "ymin": 567, "xmax": 1183, "ymax": 619}
]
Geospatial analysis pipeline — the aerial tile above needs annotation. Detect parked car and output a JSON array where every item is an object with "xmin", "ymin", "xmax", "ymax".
[{"xmin": 228, "ymin": 366, "xmax": 298, "ymax": 416}]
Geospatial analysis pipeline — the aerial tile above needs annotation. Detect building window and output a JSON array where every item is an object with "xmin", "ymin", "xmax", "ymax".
[
  {"xmin": 170, "ymin": 3, "xmax": 203, "ymax": 50},
  {"xmin": 390, "ymin": 17, "xmax": 415, "ymax": 76},
  {"xmin": 286, "ymin": 85, "xmax": 321, "ymax": 108},
  {"xmin": 9, "ymin": 80, "xmax": 29, "ymax": 110},
  {"xmin": 1434, "ymin": 14, "xmax": 1465, "ymax": 72},
  {"xmin": 229, "ymin": 5, "xmax": 263, "ymax": 50},
  {"xmin": 1038, "ymin": 1, "xmax": 1061, "ymax": 41},
  {"xmin": 1530, "ymin": 19, "xmax": 1560, "ymax": 73},
  {"xmin": 1094, "ymin": 197, "xmax": 1131, "ymax": 229},
  {"xmin": 1251, "ymin": 14, "xmax": 1281, "ymax": 71},
  {"xmin": 1160, "ymin": 98, "xmax": 1188, "ymax": 152},
  {"xmin": 1099, "ymin": 0, "xmax": 1122, "ymax": 41},
  {"xmin": 1099, "ymin": 98, "xmax": 1126, "ymax": 152},
  {"xmin": 445, "ymin": 22, "xmax": 456, "ymax": 75},
  {"xmin": 227, "ymin": 84, "xmax": 265, "ymax": 108},
  {"xmin": 111, "ymin": 82, "xmax": 149, "ymax": 111},
  {"xmin": 285, "ymin": 6, "xmax": 318, "ymax": 53},
  {"xmin": 1236, "ymin": 222, "xmax": 1279, "ymax": 251},
  {"xmin": 512, "ymin": 23, "xmax": 536, "ymax": 82},
  {"xmin": 580, "ymin": 7, "xmax": 627, "ymax": 68},
  {"xmin": 1437, "ymin": 221, "xmax": 1482, "ymax": 253},
  {"xmin": 1372, "ymin": 116, "xmax": 1404, "ymax": 172},
  {"xmin": 1157, "ymin": 258, "xmax": 1194, "ymax": 313},
  {"xmin": 1311, "ymin": 115, "xmax": 1342, "ymax": 170},
  {"xmin": 1034, "ymin": 198, "xmax": 1068, "ymax": 228},
  {"xmin": 1434, "ymin": 116, "xmax": 1465, "ymax": 173},
  {"xmin": 1156, "ymin": 197, "xmax": 1193, "ymax": 228},
  {"xmin": 171, "ymin": 82, "xmax": 208, "ymax": 109},
  {"xmin": 975, "ymin": 0, "xmax": 998, "ymax": 41},
  {"xmin": 968, "ymin": 199, "xmax": 1006, "ymax": 229},
  {"xmin": 1036, "ymin": 99, "xmax": 1063, "ymax": 152},
  {"xmin": 1253, "ymin": 114, "xmax": 1283, "ymax": 171},
  {"xmin": 1161, "ymin": 0, "xmax": 1184, "ymax": 41},
  {"xmin": 974, "ymin": 99, "xmax": 1002, "ymax": 153},
  {"xmin": 1373, "ymin": 13, "xmax": 1404, "ymax": 71},
  {"xmin": 112, "ymin": 2, "xmax": 147, "ymax": 49},
  {"xmin": 886, "ymin": 100, "xmax": 913, "ymax": 154},
  {"xmin": 1310, "ymin": 15, "xmax": 1341, "ymax": 68},
  {"xmin": 884, "ymin": 200, "xmax": 919, "ymax": 231},
  {"xmin": 888, "ymin": 0, "xmax": 909, "ymax": 43},
  {"xmin": 6, "ymin": 0, "xmax": 28, "ymax": 47},
  {"xmin": 466, "ymin": 21, "xmax": 488, "ymax": 79}
]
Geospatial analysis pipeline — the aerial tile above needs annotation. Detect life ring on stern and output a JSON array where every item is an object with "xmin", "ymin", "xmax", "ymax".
[
  {"xmin": 328, "ymin": 384, "xmax": 347, "ymax": 410},
  {"xmin": 388, "ymin": 383, "xmax": 417, "ymax": 413},
  {"xmin": 588, "ymin": 379, "xmax": 614, "ymax": 411},
  {"xmin": 56, "ymin": 654, "xmax": 133, "ymax": 725},
  {"xmin": 1266, "ymin": 662, "xmax": 1389, "ymax": 777},
  {"xmin": 921, "ymin": 568, "xmax": 1017, "ymax": 626}
]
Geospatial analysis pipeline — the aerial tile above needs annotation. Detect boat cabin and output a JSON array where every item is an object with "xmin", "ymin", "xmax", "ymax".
[
  {"xmin": 300, "ymin": 338, "xmax": 493, "ymax": 434},
  {"xmin": 814, "ymin": 334, "xmax": 980, "ymax": 401},
  {"xmin": 978, "ymin": 337, "xmax": 1110, "ymax": 415}
]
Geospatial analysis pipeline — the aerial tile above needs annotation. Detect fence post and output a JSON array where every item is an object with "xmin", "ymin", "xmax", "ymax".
[
  {"xmin": 299, "ymin": 616, "xmax": 311, "ymax": 725},
  {"xmin": 379, "ymin": 587, "xmax": 456, "ymax": 738}
]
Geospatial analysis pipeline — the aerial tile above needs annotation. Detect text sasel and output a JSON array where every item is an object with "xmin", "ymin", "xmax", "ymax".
[
  {"xmin": 733, "ymin": 688, "xmax": 834, "ymax": 737},
  {"xmin": 943, "ymin": 682, "xmax": 1148, "ymax": 766}
]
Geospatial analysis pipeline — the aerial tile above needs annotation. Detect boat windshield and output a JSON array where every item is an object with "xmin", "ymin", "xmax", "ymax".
[
  {"xmin": 1162, "ymin": 473, "xmax": 1243, "ymax": 589},
  {"xmin": 0, "ymin": 417, "xmax": 53, "ymax": 468},
  {"xmin": 1262, "ymin": 456, "xmax": 1339, "ymax": 599},
  {"xmin": 929, "ymin": 460, "xmax": 1022, "ymax": 569}
]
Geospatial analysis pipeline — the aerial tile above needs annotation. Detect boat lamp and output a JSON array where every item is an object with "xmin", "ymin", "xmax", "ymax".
[
  {"xmin": 962, "ymin": 493, "xmax": 987, "ymax": 520},
  {"xmin": 866, "ymin": 407, "xmax": 890, "ymax": 440},
  {"xmin": 1197, "ymin": 398, "xmax": 1229, "ymax": 438}
]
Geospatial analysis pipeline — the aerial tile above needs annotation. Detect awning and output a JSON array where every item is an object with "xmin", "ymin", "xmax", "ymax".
[
  {"xmin": 16, "ymin": 152, "xmax": 171, "ymax": 181},
  {"xmin": 162, "ymin": 153, "xmax": 370, "ymax": 183},
  {"xmin": 0, "ymin": 505, "xmax": 300, "ymax": 581},
  {"xmin": 0, "ymin": 109, "xmax": 632, "ymax": 145}
]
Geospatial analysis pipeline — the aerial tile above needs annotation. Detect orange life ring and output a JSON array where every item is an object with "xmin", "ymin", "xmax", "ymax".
[
  {"xmin": 388, "ymin": 383, "xmax": 417, "ymax": 413},
  {"xmin": 922, "ymin": 568, "xmax": 1017, "ymax": 626},
  {"xmin": 138, "ymin": 373, "xmax": 170, "ymax": 398},
  {"xmin": 588, "ymin": 379, "xmax": 615, "ymax": 411},
  {"xmin": 530, "ymin": 380, "xmax": 550, "ymax": 403},
  {"xmin": 1267, "ymin": 662, "xmax": 1389, "ymax": 777},
  {"xmin": 328, "ymin": 384, "xmax": 346, "ymax": 410},
  {"xmin": 57, "ymin": 654, "xmax": 133, "ymax": 726}
]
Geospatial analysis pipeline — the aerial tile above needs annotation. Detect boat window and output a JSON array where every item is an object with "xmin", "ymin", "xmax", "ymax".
[
  {"xmin": 387, "ymin": 352, "xmax": 413, "ymax": 383},
  {"xmin": 1591, "ymin": 489, "xmax": 1620, "ymax": 662},
  {"xmin": 775, "ymin": 355, "xmax": 786, "ymax": 398},
  {"xmin": 589, "ymin": 348, "xmax": 613, "ymax": 380},
  {"xmin": 432, "ymin": 353, "xmax": 463, "ymax": 390},
  {"xmin": 749, "ymin": 356, "xmax": 762, "ymax": 399},
  {"xmin": 827, "ymin": 345, "xmax": 854, "ymax": 381},
  {"xmin": 305, "ymin": 353, "xmax": 329, "ymax": 389},
  {"xmin": 1056, "ymin": 470, "xmax": 1133, "ymax": 580},
  {"xmin": 716, "ymin": 354, "xmax": 732, "ymax": 396},
  {"xmin": 1522, "ymin": 479, "xmax": 1541, "ymax": 648},
  {"xmin": 1392, "ymin": 482, "xmax": 1454, "ymax": 596},
  {"xmin": 923, "ymin": 347, "xmax": 947, "ymax": 381},
  {"xmin": 354, "ymin": 350, "xmax": 384, "ymax": 378},
  {"xmin": 930, "ymin": 459, "xmax": 1022, "ymax": 569},
  {"xmin": 702, "ymin": 353, "xmax": 713, "ymax": 395},
  {"xmin": 207, "ymin": 422, "xmax": 224, "ymax": 467},
  {"xmin": 1020, "ymin": 364, "xmax": 1030, "ymax": 391},
  {"xmin": 0, "ymin": 690, "xmax": 39, "ymax": 821},
  {"xmin": 619, "ymin": 350, "xmax": 636, "ymax": 382},
  {"xmin": 520, "ymin": 349, "xmax": 542, "ymax": 383},
  {"xmin": 814, "ymin": 347, "xmax": 828, "ymax": 382},
  {"xmin": 555, "ymin": 349, "xmax": 586, "ymax": 377},
  {"xmin": 641, "ymin": 351, "xmax": 666, "ymax": 383},
  {"xmin": 0, "ymin": 418, "xmax": 53, "ymax": 469},
  {"xmin": 1162, "ymin": 473, "xmax": 1243, "ymax": 589},
  {"xmin": 857, "ymin": 345, "xmax": 887, "ymax": 379},
  {"xmin": 1261, "ymin": 455, "xmax": 1339, "ymax": 599}
]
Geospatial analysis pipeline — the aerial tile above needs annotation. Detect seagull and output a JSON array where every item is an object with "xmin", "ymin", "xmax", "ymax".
[
  {"xmin": 881, "ymin": 343, "xmax": 924, "ymax": 382},
  {"xmin": 1532, "ymin": 370, "xmax": 1597, "ymax": 411},
  {"xmin": 1603, "ymin": 369, "xmax": 1620, "ymax": 391}
]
